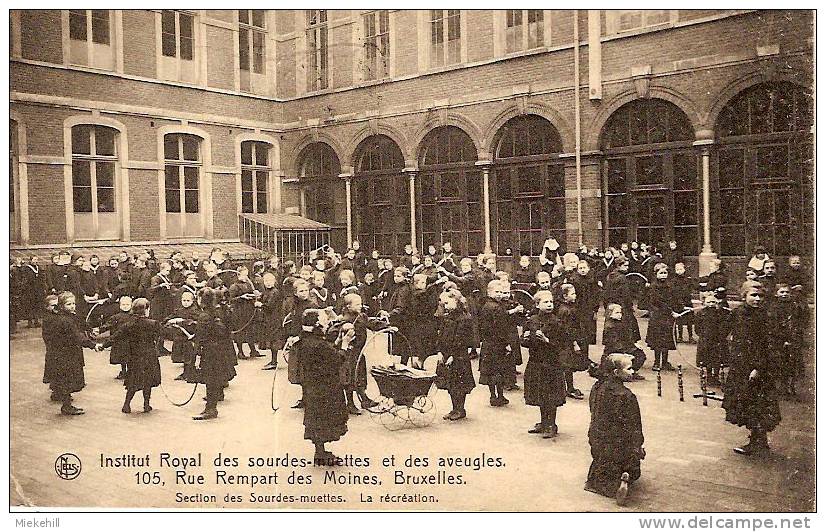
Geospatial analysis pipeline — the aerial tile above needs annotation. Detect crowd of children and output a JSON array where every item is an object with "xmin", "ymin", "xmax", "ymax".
[{"xmin": 15, "ymin": 236, "xmax": 812, "ymax": 504}]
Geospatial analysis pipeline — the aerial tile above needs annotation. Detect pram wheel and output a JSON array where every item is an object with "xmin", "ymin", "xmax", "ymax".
[{"xmin": 407, "ymin": 396, "xmax": 436, "ymax": 427}]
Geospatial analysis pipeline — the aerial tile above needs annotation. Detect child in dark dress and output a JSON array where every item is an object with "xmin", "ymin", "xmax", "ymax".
[
  {"xmin": 338, "ymin": 293, "xmax": 380, "ymax": 414},
  {"xmin": 99, "ymin": 295, "xmax": 134, "ymax": 380},
  {"xmin": 479, "ymin": 280, "xmax": 521, "ymax": 407},
  {"xmin": 436, "ymin": 288, "xmax": 476, "ymax": 421},
  {"xmin": 767, "ymin": 283, "xmax": 805, "ymax": 397},
  {"xmin": 646, "ymin": 263, "xmax": 681, "ymax": 371},
  {"xmin": 165, "ymin": 291, "xmax": 200, "ymax": 381},
  {"xmin": 259, "ymin": 272, "xmax": 285, "ymax": 371},
  {"xmin": 694, "ymin": 293, "xmax": 731, "ymax": 385},
  {"xmin": 671, "ymin": 262, "xmax": 695, "ymax": 343},
  {"xmin": 602, "ymin": 304, "xmax": 646, "ymax": 378},
  {"xmin": 296, "ymin": 308, "xmax": 352, "ymax": 465},
  {"xmin": 723, "ymin": 281, "xmax": 781, "ymax": 455},
  {"xmin": 585, "ymin": 353, "xmax": 645, "ymax": 506},
  {"xmin": 104, "ymin": 298, "xmax": 162, "ymax": 414},
  {"xmin": 522, "ymin": 290, "xmax": 567, "ymax": 438}
]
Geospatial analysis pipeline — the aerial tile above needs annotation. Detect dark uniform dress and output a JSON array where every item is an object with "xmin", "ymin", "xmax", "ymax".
[
  {"xmin": 555, "ymin": 301, "xmax": 588, "ymax": 371},
  {"xmin": 284, "ymin": 298, "xmax": 313, "ymax": 385},
  {"xmin": 109, "ymin": 317, "xmax": 162, "ymax": 392},
  {"xmin": 339, "ymin": 312, "xmax": 372, "ymax": 390},
  {"xmin": 603, "ymin": 270, "xmax": 641, "ymax": 342},
  {"xmin": 602, "ymin": 318, "xmax": 646, "ymax": 371},
  {"xmin": 258, "ymin": 285, "xmax": 284, "ymax": 350},
  {"xmin": 695, "ymin": 307, "xmax": 731, "ymax": 371},
  {"xmin": 436, "ymin": 311, "xmax": 476, "ymax": 395},
  {"xmin": 385, "ymin": 282, "xmax": 413, "ymax": 361},
  {"xmin": 19, "ymin": 264, "xmax": 45, "ymax": 322},
  {"xmin": 101, "ymin": 311, "xmax": 133, "ymax": 367},
  {"xmin": 149, "ymin": 273, "xmax": 175, "ymax": 321},
  {"xmin": 195, "ymin": 309, "xmax": 237, "ymax": 392},
  {"xmin": 521, "ymin": 313, "xmax": 567, "ymax": 408},
  {"xmin": 165, "ymin": 305, "xmax": 200, "ymax": 365},
  {"xmin": 722, "ymin": 305, "xmax": 781, "ymax": 433},
  {"xmin": 45, "ymin": 311, "xmax": 97, "ymax": 396},
  {"xmin": 228, "ymin": 279, "xmax": 258, "ymax": 348},
  {"xmin": 645, "ymin": 279, "xmax": 679, "ymax": 351},
  {"xmin": 478, "ymin": 298, "xmax": 511, "ymax": 385},
  {"xmin": 408, "ymin": 283, "xmax": 441, "ymax": 362},
  {"xmin": 298, "ymin": 332, "xmax": 348, "ymax": 443},
  {"xmin": 767, "ymin": 298, "xmax": 805, "ymax": 387},
  {"xmin": 41, "ymin": 309, "xmax": 60, "ymax": 386},
  {"xmin": 572, "ymin": 271, "xmax": 600, "ymax": 345},
  {"xmin": 586, "ymin": 375, "xmax": 644, "ymax": 497}
]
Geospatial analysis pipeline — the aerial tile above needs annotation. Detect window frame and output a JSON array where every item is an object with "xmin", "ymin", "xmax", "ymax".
[
  {"xmin": 429, "ymin": 9, "xmax": 462, "ymax": 68},
  {"xmin": 240, "ymin": 141, "xmax": 271, "ymax": 215},
  {"xmin": 163, "ymin": 133, "xmax": 203, "ymax": 237},
  {"xmin": 505, "ymin": 9, "xmax": 545, "ymax": 54},
  {"xmin": 606, "ymin": 10, "xmax": 678, "ymax": 35},
  {"xmin": 238, "ymin": 9, "xmax": 266, "ymax": 76},
  {"xmin": 64, "ymin": 9, "xmax": 116, "ymax": 70},
  {"xmin": 70, "ymin": 124, "xmax": 121, "ymax": 240},
  {"xmin": 362, "ymin": 10, "xmax": 390, "ymax": 81},
  {"xmin": 305, "ymin": 10, "xmax": 329, "ymax": 92}
]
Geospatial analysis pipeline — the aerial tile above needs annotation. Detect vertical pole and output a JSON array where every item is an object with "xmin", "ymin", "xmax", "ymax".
[
  {"xmin": 481, "ymin": 164, "xmax": 492, "ymax": 254},
  {"xmin": 407, "ymin": 170, "xmax": 417, "ymax": 251},
  {"xmin": 677, "ymin": 365, "xmax": 684, "ymax": 402},
  {"xmin": 573, "ymin": 10, "xmax": 584, "ymax": 246},
  {"xmin": 701, "ymin": 147, "xmax": 712, "ymax": 254},
  {"xmin": 344, "ymin": 175, "xmax": 353, "ymax": 247}
]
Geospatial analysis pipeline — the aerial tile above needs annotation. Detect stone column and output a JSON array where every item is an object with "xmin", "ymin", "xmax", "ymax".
[
  {"xmin": 694, "ymin": 132, "xmax": 716, "ymax": 276},
  {"xmin": 476, "ymin": 161, "xmax": 493, "ymax": 254},
  {"xmin": 405, "ymin": 169, "xmax": 418, "ymax": 251},
  {"xmin": 340, "ymin": 173, "xmax": 353, "ymax": 247}
]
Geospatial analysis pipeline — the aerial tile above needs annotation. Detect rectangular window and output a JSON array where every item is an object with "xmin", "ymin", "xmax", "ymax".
[
  {"xmin": 162, "ymin": 10, "xmax": 194, "ymax": 60},
  {"xmin": 240, "ymin": 141, "xmax": 270, "ymax": 214},
  {"xmin": 239, "ymin": 10, "xmax": 266, "ymax": 74},
  {"xmin": 69, "ymin": 10, "xmax": 87, "ymax": 41},
  {"xmin": 306, "ymin": 10, "xmax": 328, "ymax": 91},
  {"xmin": 363, "ymin": 10, "xmax": 390, "ymax": 80},
  {"xmin": 611, "ymin": 10, "xmax": 673, "ymax": 33},
  {"xmin": 430, "ymin": 10, "xmax": 461, "ymax": 67},
  {"xmin": 506, "ymin": 10, "xmax": 522, "ymax": 53},
  {"xmin": 91, "ymin": 10, "xmax": 109, "ymax": 44},
  {"xmin": 506, "ymin": 10, "xmax": 544, "ymax": 53}
]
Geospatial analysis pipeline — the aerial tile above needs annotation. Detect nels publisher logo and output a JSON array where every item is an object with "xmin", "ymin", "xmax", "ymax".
[{"xmin": 55, "ymin": 453, "xmax": 82, "ymax": 480}]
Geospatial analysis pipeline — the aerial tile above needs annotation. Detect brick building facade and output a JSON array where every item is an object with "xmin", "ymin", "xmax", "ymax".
[{"xmin": 9, "ymin": 9, "xmax": 814, "ymax": 273}]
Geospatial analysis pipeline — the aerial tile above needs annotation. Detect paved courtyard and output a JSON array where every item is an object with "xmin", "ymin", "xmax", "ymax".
[{"xmin": 9, "ymin": 312, "xmax": 816, "ymax": 511}]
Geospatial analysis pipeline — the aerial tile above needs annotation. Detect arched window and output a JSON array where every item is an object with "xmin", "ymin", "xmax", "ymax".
[
  {"xmin": 492, "ymin": 115, "xmax": 564, "ymax": 256},
  {"xmin": 10, "ymin": 120, "xmax": 19, "ymax": 242},
  {"xmin": 298, "ymin": 143, "xmax": 346, "ymax": 247},
  {"xmin": 417, "ymin": 126, "xmax": 481, "ymax": 254},
  {"xmin": 241, "ymin": 141, "xmax": 270, "ymax": 214},
  {"xmin": 164, "ymin": 133, "xmax": 203, "ymax": 237},
  {"xmin": 352, "ymin": 135, "xmax": 408, "ymax": 254},
  {"xmin": 600, "ymin": 99, "xmax": 697, "ymax": 251},
  {"xmin": 715, "ymin": 82, "xmax": 813, "ymax": 256},
  {"xmin": 72, "ymin": 124, "xmax": 121, "ymax": 240}
]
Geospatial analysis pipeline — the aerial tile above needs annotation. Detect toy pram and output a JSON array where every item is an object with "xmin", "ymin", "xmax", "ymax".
[{"xmin": 368, "ymin": 365, "xmax": 437, "ymax": 430}]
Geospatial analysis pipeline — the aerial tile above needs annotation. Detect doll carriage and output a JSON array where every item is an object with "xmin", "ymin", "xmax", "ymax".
[{"xmin": 368, "ymin": 365, "xmax": 437, "ymax": 430}]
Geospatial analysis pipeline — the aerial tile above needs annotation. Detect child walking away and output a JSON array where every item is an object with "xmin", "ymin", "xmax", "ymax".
[
  {"xmin": 99, "ymin": 296, "xmax": 134, "ymax": 380},
  {"xmin": 694, "ymin": 294, "xmax": 731, "ymax": 385},
  {"xmin": 104, "ymin": 298, "xmax": 162, "ymax": 414},
  {"xmin": 189, "ymin": 287, "xmax": 236, "ymax": 420},
  {"xmin": 45, "ymin": 292, "xmax": 103, "ymax": 415},
  {"xmin": 521, "ymin": 290, "xmax": 567, "ymax": 438},
  {"xmin": 646, "ymin": 263, "xmax": 681, "ymax": 371},
  {"xmin": 435, "ymin": 288, "xmax": 476, "ymax": 421},
  {"xmin": 723, "ymin": 281, "xmax": 781, "ymax": 455},
  {"xmin": 297, "ymin": 309, "xmax": 351, "ymax": 465},
  {"xmin": 479, "ymin": 280, "xmax": 517, "ymax": 406},
  {"xmin": 602, "ymin": 304, "xmax": 646, "ymax": 379},
  {"xmin": 585, "ymin": 354, "xmax": 645, "ymax": 506}
]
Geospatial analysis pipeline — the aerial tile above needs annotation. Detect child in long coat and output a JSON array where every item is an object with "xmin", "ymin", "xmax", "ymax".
[
  {"xmin": 99, "ymin": 295, "xmax": 134, "ymax": 380},
  {"xmin": 259, "ymin": 272, "xmax": 285, "ymax": 371},
  {"xmin": 104, "ymin": 298, "xmax": 162, "ymax": 414},
  {"xmin": 767, "ymin": 283, "xmax": 805, "ymax": 397},
  {"xmin": 297, "ymin": 308, "xmax": 351, "ymax": 464},
  {"xmin": 408, "ymin": 273, "xmax": 447, "ymax": 368},
  {"xmin": 338, "ymin": 293, "xmax": 380, "ymax": 414},
  {"xmin": 435, "ymin": 288, "xmax": 476, "ymax": 420},
  {"xmin": 694, "ymin": 294, "xmax": 732, "ymax": 385},
  {"xmin": 522, "ymin": 290, "xmax": 567, "ymax": 438},
  {"xmin": 646, "ymin": 263, "xmax": 681, "ymax": 371},
  {"xmin": 165, "ymin": 291, "xmax": 201, "ymax": 382},
  {"xmin": 585, "ymin": 353, "xmax": 645, "ymax": 506},
  {"xmin": 41, "ymin": 294, "xmax": 61, "ymax": 400},
  {"xmin": 46, "ymin": 292, "xmax": 101, "ymax": 415},
  {"xmin": 722, "ymin": 281, "xmax": 781, "ymax": 455},
  {"xmin": 479, "ymin": 280, "xmax": 519, "ymax": 406},
  {"xmin": 285, "ymin": 279, "xmax": 314, "ymax": 409}
]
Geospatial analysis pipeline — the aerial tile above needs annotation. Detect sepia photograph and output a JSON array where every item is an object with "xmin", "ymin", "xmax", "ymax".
[{"xmin": 6, "ymin": 3, "xmax": 817, "ymax": 518}]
